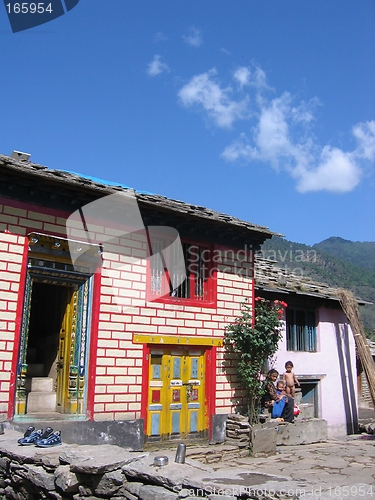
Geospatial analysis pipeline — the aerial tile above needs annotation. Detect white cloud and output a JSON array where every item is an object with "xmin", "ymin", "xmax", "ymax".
[
  {"xmin": 234, "ymin": 67, "xmax": 251, "ymax": 88},
  {"xmin": 147, "ymin": 55, "xmax": 169, "ymax": 76},
  {"xmin": 234, "ymin": 66, "xmax": 271, "ymax": 91},
  {"xmin": 154, "ymin": 32, "xmax": 168, "ymax": 43},
  {"xmin": 220, "ymin": 48, "xmax": 231, "ymax": 56},
  {"xmin": 222, "ymin": 73, "xmax": 373, "ymax": 193},
  {"xmin": 291, "ymin": 98, "xmax": 319, "ymax": 124},
  {"xmin": 178, "ymin": 69, "xmax": 248, "ymax": 128},
  {"xmin": 177, "ymin": 64, "xmax": 373, "ymax": 194},
  {"xmin": 352, "ymin": 121, "xmax": 375, "ymax": 161},
  {"xmin": 293, "ymin": 147, "xmax": 360, "ymax": 193},
  {"xmin": 183, "ymin": 27, "xmax": 203, "ymax": 48},
  {"xmin": 254, "ymin": 93, "xmax": 295, "ymax": 167},
  {"xmin": 221, "ymin": 133, "xmax": 259, "ymax": 162}
]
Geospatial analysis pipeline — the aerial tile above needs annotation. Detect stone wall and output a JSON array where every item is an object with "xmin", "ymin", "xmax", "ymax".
[
  {"xmin": 0, "ymin": 430, "xmax": 296, "ymax": 500},
  {"xmin": 4, "ymin": 419, "xmax": 144, "ymax": 452},
  {"xmin": 224, "ymin": 413, "xmax": 250, "ymax": 456}
]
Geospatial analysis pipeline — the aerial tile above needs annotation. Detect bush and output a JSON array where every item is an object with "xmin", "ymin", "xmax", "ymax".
[{"xmin": 224, "ymin": 297, "xmax": 287, "ymax": 423}]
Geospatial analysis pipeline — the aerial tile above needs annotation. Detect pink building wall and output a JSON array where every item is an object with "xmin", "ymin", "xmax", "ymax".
[{"xmin": 275, "ymin": 307, "xmax": 357, "ymax": 437}]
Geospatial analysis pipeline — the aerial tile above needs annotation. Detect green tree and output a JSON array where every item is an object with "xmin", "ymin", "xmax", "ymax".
[{"xmin": 224, "ymin": 298, "xmax": 286, "ymax": 423}]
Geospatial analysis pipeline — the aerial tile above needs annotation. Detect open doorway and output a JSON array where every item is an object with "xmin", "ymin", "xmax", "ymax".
[
  {"xmin": 14, "ymin": 233, "xmax": 99, "ymax": 418},
  {"xmin": 299, "ymin": 379, "xmax": 319, "ymax": 418},
  {"xmin": 16, "ymin": 268, "xmax": 93, "ymax": 417},
  {"xmin": 25, "ymin": 282, "xmax": 74, "ymax": 414}
]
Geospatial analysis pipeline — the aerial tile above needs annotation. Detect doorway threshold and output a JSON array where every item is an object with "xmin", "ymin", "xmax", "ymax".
[{"xmin": 12, "ymin": 413, "xmax": 86, "ymax": 422}]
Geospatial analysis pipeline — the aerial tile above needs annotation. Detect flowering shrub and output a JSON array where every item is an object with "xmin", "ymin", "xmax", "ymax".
[{"xmin": 224, "ymin": 297, "xmax": 287, "ymax": 423}]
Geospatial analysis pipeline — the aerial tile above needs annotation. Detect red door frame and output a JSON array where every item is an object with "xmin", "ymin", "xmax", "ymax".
[
  {"xmin": 86, "ymin": 271, "xmax": 101, "ymax": 420},
  {"xmin": 140, "ymin": 343, "xmax": 217, "ymax": 438},
  {"xmin": 9, "ymin": 248, "xmax": 101, "ymax": 421}
]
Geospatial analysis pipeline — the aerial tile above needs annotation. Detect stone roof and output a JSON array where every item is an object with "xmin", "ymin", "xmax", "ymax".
[
  {"xmin": 255, "ymin": 257, "xmax": 368, "ymax": 304},
  {"xmin": 0, "ymin": 154, "xmax": 279, "ymax": 240},
  {"xmin": 366, "ymin": 339, "xmax": 375, "ymax": 355}
]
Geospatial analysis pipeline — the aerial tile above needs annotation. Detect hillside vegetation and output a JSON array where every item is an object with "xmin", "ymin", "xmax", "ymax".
[
  {"xmin": 260, "ymin": 236, "xmax": 375, "ymax": 340},
  {"xmin": 313, "ymin": 237, "xmax": 375, "ymax": 273}
]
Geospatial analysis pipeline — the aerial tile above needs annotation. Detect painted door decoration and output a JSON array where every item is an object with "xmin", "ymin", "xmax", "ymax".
[
  {"xmin": 16, "ymin": 263, "xmax": 92, "ymax": 416},
  {"xmin": 147, "ymin": 349, "xmax": 206, "ymax": 439}
]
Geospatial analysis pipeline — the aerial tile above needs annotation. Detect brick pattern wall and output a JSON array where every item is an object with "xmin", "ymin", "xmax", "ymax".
[
  {"xmin": 0, "ymin": 226, "xmax": 25, "ymax": 416},
  {"xmin": 215, "ymin": 251, "xmax": 253, "ymax": 413},
  {"xmin": 0, "ymin": 200, "xmax": 68, "ymax": 418},
  {"xmin": 0, "ymin": 198, "xmax": 254, "ymax": 421}
]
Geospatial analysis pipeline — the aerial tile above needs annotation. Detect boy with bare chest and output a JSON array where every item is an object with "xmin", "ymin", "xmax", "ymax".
[{"xmin": 283, "ymin": 361, "xmax": 300, "ymax": 398}]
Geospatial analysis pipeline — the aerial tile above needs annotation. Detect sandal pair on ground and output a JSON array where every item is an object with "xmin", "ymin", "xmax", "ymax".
[{"xmin": 17, "ymin": 426, "xmax": 62, "ymax": 447}]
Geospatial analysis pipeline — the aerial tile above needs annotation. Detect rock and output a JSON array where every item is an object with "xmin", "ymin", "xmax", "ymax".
[
  {"xmin": 139, "ymin": 484, "xmax": 178, "ymax": 500},
  {"xmin": 94, "ymin": 469, "xmax": 125, "ymax": 495},
  {"xmin": 122, "ymin": 480, "xmax": 144, "ymax": 496},
  {"xmin": 78, "ymin": 484, "xmax": 93, "ymax": 496},
  {"xmin": 62, "ymin": 445, "xmax": 147, "ymax": 474},
  {"xmin": 54, "ymin": 464, "xmax": 80, "ymax": 493},
  {"xmin": 0, "ymin": 456, "xmax": 10, "ymax": 472},
  {"xmin": 251, "ymin": 424, "xmax": 277, "ymax": 457},
  {"xmin": 73, "ymin": 496, "xmax": 100, "ymax": 500},
  {"xmin": 208, "ymin": 496, "xmax": 237, "ymax": 500},
  {"xmin": 178, "ymin": 487, "xmax": 195, "ymax": 498},
  {"xmin": 11, "ymin": 462, "xmax": 55, "ymax": 491},
  {"xmin": 114, "ymin": 486, "xmax": 139, "ymax": 500},
  {"xmin": 37, "ymin": 451, "xmax": 61, "ymax": 471},
  {"xmin": 226, "ymin": 414, "xmax": 247, "ymax": 422},
  {"xmin": 47, "ymin": 491, "xmax": 63, "ymax": 500}
]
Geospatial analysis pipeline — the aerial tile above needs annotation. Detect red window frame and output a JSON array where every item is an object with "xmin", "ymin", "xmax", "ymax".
[{"xmin": 146, "ymin": 238, "xmax": 217, "ymax": 307}]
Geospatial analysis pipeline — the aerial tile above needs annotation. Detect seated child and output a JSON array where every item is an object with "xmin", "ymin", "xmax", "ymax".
[{"xmin": 276, "ymin": 380, "xmax": 286, "ymax": 395}]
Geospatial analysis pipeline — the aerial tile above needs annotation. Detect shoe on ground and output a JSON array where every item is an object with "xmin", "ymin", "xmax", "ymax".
[
  {"xmin": 35, "ymin": 430, "xmax": 62, "ymax": 448},
  {"xmin": 35, "ymin": 427, "xmax": 54, "ymax": 442},
  {"xmin": 18, "ymin": 429, "xmax": 43, "ymax": 446},
  {"xmin": 23, "ymin": 426, "xmax": 35, "ymax": 437}
]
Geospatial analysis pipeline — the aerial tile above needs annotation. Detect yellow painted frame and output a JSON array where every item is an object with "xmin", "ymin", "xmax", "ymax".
[{"xmin": 133, "ymin": 334, "xmax": 222, "ymax": 347}]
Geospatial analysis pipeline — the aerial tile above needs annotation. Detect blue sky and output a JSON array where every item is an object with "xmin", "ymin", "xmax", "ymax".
[{"xmin": 1, "ymin": 0, "xmax": 374, "ymax": 246}]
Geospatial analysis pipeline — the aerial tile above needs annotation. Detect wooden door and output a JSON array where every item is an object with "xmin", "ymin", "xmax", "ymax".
[
  {"xmin": 56, "ymin": 288, "xmax": 74, "ymax": 412},
  {"xmin": 147, "ymin": 349, "xmax": 206, "ymax": 439}
]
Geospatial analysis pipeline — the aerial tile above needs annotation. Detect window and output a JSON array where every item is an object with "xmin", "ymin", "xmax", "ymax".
[
  {"xmin": 286, "ymin": 308, "xmax": 317, "ymax": 351},
  {"xmin": 149, "ymin": 239, "xmax": 215, "ymax": 306}
]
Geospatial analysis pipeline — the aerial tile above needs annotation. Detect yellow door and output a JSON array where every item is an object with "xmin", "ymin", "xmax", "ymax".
[
  {"xmin": 56, "ymin": 289, "xmax": 74, "ymax": 412},
  {"xmin": 147, "ymin": 349, "xmax": 206, "ymax": 439}
]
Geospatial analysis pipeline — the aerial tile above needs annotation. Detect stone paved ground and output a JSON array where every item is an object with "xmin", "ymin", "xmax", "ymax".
[{"xmin": 210, "ymin": 434, "xmax": 375, "ymax": 500}]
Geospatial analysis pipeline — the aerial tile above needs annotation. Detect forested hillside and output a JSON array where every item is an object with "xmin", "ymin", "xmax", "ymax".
[
  {"xmin": 313, "ymin": 237, "xmax": 375, "ymax": 273},
  {"xmin": 259, "ymin": 236, "xmax": 375, "ymax": 340}
]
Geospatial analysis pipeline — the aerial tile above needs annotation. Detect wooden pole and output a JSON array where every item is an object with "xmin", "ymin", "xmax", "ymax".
[{"xmin": 338, "ymin": 289, "xmax": 375, "ymax": 409}]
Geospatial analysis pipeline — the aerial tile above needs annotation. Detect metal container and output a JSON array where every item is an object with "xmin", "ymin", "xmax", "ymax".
[
  {"xmin": 153, "ymin": 455, "xmax": 169, "ymax": 467},
  {"xmin": 174, "ymin": 443, "xmax": 186, "ymax": 464}
]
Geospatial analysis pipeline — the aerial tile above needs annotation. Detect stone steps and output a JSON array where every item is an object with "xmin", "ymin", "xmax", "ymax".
[{"xmin": 26, "ymin": 377, "xmax": 56, "ymax": 413}]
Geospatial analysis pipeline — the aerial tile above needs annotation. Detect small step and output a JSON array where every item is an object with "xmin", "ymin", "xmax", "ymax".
[
  {"xmin": 299, "ymin": 403, "xmax": 315, "ymax": 419},
  {"xmin": 27, "ymin": 392, "xmax": 56, "ymax": 413},
  {"xmin": 31, "ymin": 377, "xmax": 54, "ymax": 393}
]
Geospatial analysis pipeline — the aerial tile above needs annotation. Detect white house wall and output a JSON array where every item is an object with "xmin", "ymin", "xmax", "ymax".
[{"xmin": 276, "ymin": 307, "xmax": 357, "ymax": 438}]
